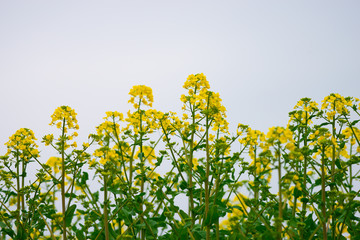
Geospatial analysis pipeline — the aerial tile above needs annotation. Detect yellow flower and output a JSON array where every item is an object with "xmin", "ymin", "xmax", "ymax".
[
  {"xmin": 42, "ymin": 134, "xmax": 54, "ymax": 146},
  {"xmin": 5, "ymin": 128, "xmax": 39, "ymax": 161},
  {"xmin": 321, "ymin": 93, "xmax": 353, "ymax": 119},
  {"xmin": 9, "ymin": 197, "xmax": 17, "ymax": 206},
  {"xmin": 286, "ymin": 142, "xmax": 296, "ymax": 151},
  {"xmin": 135, "ymin": 146, "xmax": 157, "ymax": 165},
  {"xmin": 128, "ymin": 85, "xmax": 154, "ymax": 108},
  {"xmin": 30, "ymin": 228, "xmax": 40, "ymax": 239},
  {"xmin": 50, "ymin": 106, "xmax": 79, "ymax": 130},
  {"xmin": 183, "ymin": 73, "xmax": 210, "ymax": 92},
  {"xmin": 266, "ymin": 126, "xmax": 293, "ymax": 146},
  {"xmin": 181, "ymin": 74, "xmax": 229, "ymax": 133},
  {"xmin": 46, "ymin": 157, "xmax": 61, "ymax": 174},
  {"xmin": 220, "ymin": 194, "xmax": 248, "ymax": 229},
  {"xmin": 125, "ymin": 109, "xmax": 162, "ymax": 134}
]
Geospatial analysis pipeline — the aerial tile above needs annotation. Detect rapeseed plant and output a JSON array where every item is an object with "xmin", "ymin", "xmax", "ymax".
[{"xmin": 0, "ymin": 76, "xmax": 359, "ymax": 239}]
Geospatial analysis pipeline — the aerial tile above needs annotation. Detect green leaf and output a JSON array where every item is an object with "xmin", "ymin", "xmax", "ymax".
[
  {"xmin": 335, "ymin": 158, "xmax": 343, "ymax": 169},
  {"xmin": 76, "ymin": 230, "xmax": 86, "ymax": 240},
  {"xmin": 179, "ymin": 180, "xmax": 188, "ymax": 190},
  {"xmin": 155, "ymin": 189, "xmax": 165, "ymax": 200},
  {"xmin": 179, "ymin": 209, "xmax": 189, "ymax": 221},
  {"xmin": 351, "ymin": 119, "xmax": 360, "ymax": 126},
  {"xmin": 0, "ymin": 224, "xmax": 15, "ymax": 238},
  {"xmin": 155, "ymin": 155, "xmax": 163, "ymax": 166},
  {"xmin": 81, "ymin": 171, "xmax": 89, "ymax": 184},
  {"xmin": 138, "ymin": 152, "xmax": 145, "ymax": 160},
  {"xmin": 65, "ymin": 204, "xmax": 77, "ymax": 226},
  {"xmin": 294, "ymin": 187, "xmax": 302, "ymax": 198},
  {"xmin": 204, "ymin": 204, "xmax": 219, "ymax": 225}
]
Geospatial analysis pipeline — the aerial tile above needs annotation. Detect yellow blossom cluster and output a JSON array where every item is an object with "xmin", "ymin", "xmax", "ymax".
[
  {"xmin": 93, "ymin": 148, "xmax": 118, "ymax": 165},
  {"xmin": 289, "ymin": 98, "xmax": 318, "ymax": 125},
  {"xmin": 94, "ymin": 136, "xmax": 133, "ymax": 164},
  {"xmin": 210, "ymin": 136, "xmax": 231, "ymax": 157},
  {"xmin": 309, "ymin": 129, "xmax": 335, "ymax": 159},
  {"xmin": 183, "ymin": 73, "xmax": 210, "ymax": 93},
  {"xmin": 157, "ymin": 111, "xmax": 183, "ymax": 136},
  {"xmin": 29, "ymin": 228, "xmax": 41, "ymax": 239},
  {"xmin": 5, "ymin": 128, "xmax": 39, "ymax": 161},
  {"xmin": 125, "ymin": 109, "xmax": 162, "ymax": 134},
  {"xmin": 343, "ymin": 127, "xmax": 360, "ymax": 148},
  {"xmin": 50, "ymin": 106, "xmax": 79, "ymax": 131},
  {"xmin": 220, "ymin": 194, "xmax": 248, "ymax": 230},
  {"xmin": 249, "ymin": 157, "xmax": 272, "ymax": 183},
  {"xmin": 96, "ymin": 111, "xmax": 123, "ymax": 139},
  {"xmin": 239, "ymin": 127, "xmax": 264, "ymax": 146},
  {"xmin": 46, "ymin": 156, "xmax": 61, "ymax": 174},
  {"xmin": 321, "ymin": 93, "xmax": 353, "ymax": 120},
  {"xmin": 266, "ymin": 126, "xmax": 294, "ymax": 146},
  {"xmin": 205, "ymin": 91, "xmax": 228, "ymax": 132},
  {"xmin": 181, "ymin": 74, "xmax": 228, "ymax": 132},
  {"xmin": 104, "ymin": 111, "xmax": 124, "ymax": 121},
  {"xmin": 128, "ymin": 85, "xmax": 154, "ymax": 108},
  {"xmin": 42, "ymin": 134, "xmax": 54, "ymax": 146},
  {"xmin": 135, "ymin": 146, "xmax": 157, "ymax": 165},
  {"xmin": 293, "ymin": 98, "xmax": 319, "ymax": 112},
  {"xmin": 147, "ymin": 169, "xmax": 160, "ymax": 180},
  {"xmin": 181, "ymin": 73, "xmax": 210, "ymax": 109},
  {"xmin": 239, "ymin": 127, "xmax": 267, "ymax": 162}
]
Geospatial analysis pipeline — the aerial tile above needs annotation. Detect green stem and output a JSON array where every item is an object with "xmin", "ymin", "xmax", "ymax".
[
  {"xmin": 16, "ymin": 153, "xmax": 21, "ymax": 235},
  {"xmin": 104, "ymin": 174, "xmax": 109, "ymax": 240},
  {"xmin": 205, "ymin": 114, "xmax": 210, "ymax": 240},
  {"xmin": 349, "ymin": 139, "xmax": 353, "ymax": 192},
  {"xmin": 301, "ymin": 111, "xmax": 309, "ymax": 238},
  {"xmin": 138, "ymin": 100, "xmax": 146, "ymax": 240},
  {"xmin": 254, "ymin": 148, "xmax": 259, "ymax": 201},
  {"xmin": 321, "ymin": 145, "xmax": 328, "ymax": 240},
  {"xmin": 21, "ymin": 156, "xmax": 25, "ymax": 220},
  {"xmin": 277, "ymin": 145, "xmax": 282, "ymax": 240},
  {"xmin": 188, "ymin": 107, "xmax": 196, "ymax": 225},
  {"xmin": 331, "ymin": 118, "xmax": 336, "ymax": 239},
  {"xmin": 61, "ymin": 118, "xmax": 67, "ymax": 240}
]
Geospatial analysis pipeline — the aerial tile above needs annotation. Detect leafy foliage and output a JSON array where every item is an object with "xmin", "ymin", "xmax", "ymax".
[{"xmin": 1, "ymin": 75, "xmax": 360, "ymax": 239}]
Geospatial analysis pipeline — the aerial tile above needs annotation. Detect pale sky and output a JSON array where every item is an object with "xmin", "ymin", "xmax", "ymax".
[{"xmin": 1, "ymin": 1, "xmax": 360, "ymax": 155}]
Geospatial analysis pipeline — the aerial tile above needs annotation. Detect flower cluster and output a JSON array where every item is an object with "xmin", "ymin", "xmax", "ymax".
[
  {"xmin": 182, "ymin": 73, "xmax": 210, "ymax": 93},
  {"xmin": 93, "ymin": 148, "xmax": 119, "ymax": 166},
  {"xmin": 181, "ymin": 73, "xmax": 210, "ymax": 109},
  {"xmin": 50, "ymin": 105, "xmax": 79, "ymax": 131},
  {"xmin": 266, "ymin": 126, "xmax": 294, "ymax": 146},
  {"xmin": 204, "ymin": 91, "xmax": 229, "ymax": 132},
  {"xmin": 46, "ymin": 156, "xmax": 61, "ymax": 174},
  {"xmin": 343, "ymin": 127, "xmax": 360, "ymax": 152},
  {"xmin": 239, "ymin": 127, "xmax": 264, "ymax": 146},
  {"xmin": 289, "ymin": 97, "xmax": 319, "ymax": 125},
  {"xmin": 5, "ymin": 128, "xmax": 39, "ymax": 161},
  {"xmin": 135, "ymin": 146, "xmax": 157, "ymax": 165},
  {"xmin": 96, "ymin": 111, "xmax": 124, "ymax": 140},
  {"xmin": 125, "ymin": 109, "xmax": 162, "ymax": 134},
  {"xmin": 181, "ymin": 74, "xmax": 228, "ymax": 132},
  {"xmin": 220, "ymin": 194, "xmax": 248, "ymax": 230},
  {"xmin": 321, "ymin": 93, "xmax": 353, "ymax": 120},
  {"xmin": 128, "ymin": 85, "xmax": 154, "ymax": 108}
]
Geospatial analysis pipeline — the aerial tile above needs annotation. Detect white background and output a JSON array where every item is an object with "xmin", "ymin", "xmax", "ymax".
[{"xmin": 1, "ymin": 0, "xmax": 360, "ymax": 158}]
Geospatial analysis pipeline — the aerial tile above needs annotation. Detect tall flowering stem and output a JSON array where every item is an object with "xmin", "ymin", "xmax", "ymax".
[
  {"xmin": 49, "ymin": 106, "xmax": 79, "ymax": 240},
  {"xmin": 266, "ymin": 126, "xmax": 294, "ymax": 239},
  {"xmin": 4, "ymin": 128, "xmax": 39, "ymax": 238},
  {"xmin": 289, "ymin": 97, "xmax": 319, "ymax": 238}
]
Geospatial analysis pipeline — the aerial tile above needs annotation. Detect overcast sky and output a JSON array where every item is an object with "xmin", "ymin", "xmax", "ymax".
[{"xmin": 1, "ymin": 1, "xmax": 360, "ymax": 155}]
